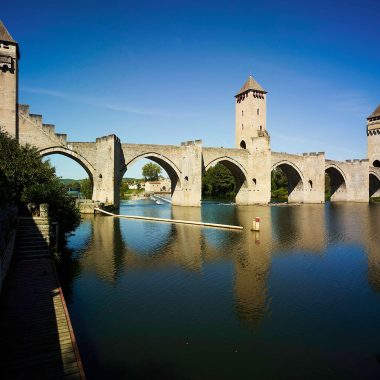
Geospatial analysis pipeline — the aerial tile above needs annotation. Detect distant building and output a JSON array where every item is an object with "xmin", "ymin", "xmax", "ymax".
[{"xmin": 145, "ymin": 179, "xmax": 171, "ymax": 193}]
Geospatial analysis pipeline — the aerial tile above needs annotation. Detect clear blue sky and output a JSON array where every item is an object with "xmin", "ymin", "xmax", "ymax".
[{"xmin": 2, "ymin": 0, "xmax": 380, "ymax": 179}]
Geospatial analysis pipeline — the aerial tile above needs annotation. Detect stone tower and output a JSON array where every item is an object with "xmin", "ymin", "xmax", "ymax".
[
  {"xmin": 235, "ymin": 74, "xmax": 268, "ymax": 152},
  {"xmin": 367, "ymin": 104, "xmax": 380, "ymax": 167},
  {"xmin": 0, "ymin": 20, "xmax": 19, "ymax": 139}
]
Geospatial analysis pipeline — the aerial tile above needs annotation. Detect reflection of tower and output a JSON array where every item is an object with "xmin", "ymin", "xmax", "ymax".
[
  {"xmin": 233, "ymin": 206, "xmax": 273, "ymax": 327},
  {"xmin": 84, "ymin": 215, "xmax": 124, "ymax": 282},
  {"xmin": 367, "ymin": 104, "xmax": 380, "ymax": 167},
  {"xmin": 365, "ymin": 206, "xmax": 380, "ymax": 292},
  {"xmin": 235, "ymin": 75, "xmax": 269, "ymax": 153},
  {"xmin": 171, "ymin": 206, "xmax": 203, "ymax": 272},
  {"xmin": 272, "ymin": 205, "xmax": 326, "ymax": 253},
  {"xmin": 0, "ymin": 21, "xmax": 19, "ymax": 139},
  {"xmin": 327, "ymin": 203, "xmax": 369, "ymax": 246}
]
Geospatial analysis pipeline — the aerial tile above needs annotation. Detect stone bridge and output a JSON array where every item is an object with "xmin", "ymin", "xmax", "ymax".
[{"xmin": 15, "ymin": 104, "xmax": 379, "ymax": 207}]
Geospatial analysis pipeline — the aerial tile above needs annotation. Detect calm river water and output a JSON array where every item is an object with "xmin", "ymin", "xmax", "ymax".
[{"xmin": 60, "ymin": 201, "xmax": 380, "ymax": 380}]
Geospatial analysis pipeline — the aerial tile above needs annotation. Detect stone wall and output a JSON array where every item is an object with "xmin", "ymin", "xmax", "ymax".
[
  {"xmin": 272, "ymin": 151, "xmax": 325, "ymax": 204},
  {"xmin": 367, "ymin": 117, "xmax": 380, "ymax": 166},
  {"xmin": 326, "ymin": 159, "xmax": 369, "ymax": 202},
  {"xmin": 0, "ymin": 206, "xmax": 17, "ymax": 292},
  {"xmin": 0, "ymin": 41, "xmax": 18, "ymax": 139}
]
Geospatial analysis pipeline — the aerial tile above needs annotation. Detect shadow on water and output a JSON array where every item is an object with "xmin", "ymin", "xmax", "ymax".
[{"xmin": 60, "ymin": 200, "xmax": 380, "ymax": 379}]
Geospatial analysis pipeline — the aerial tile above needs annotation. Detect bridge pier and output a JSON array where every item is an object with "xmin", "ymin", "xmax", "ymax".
[
  {"xmin": 92, "ymin": 135, "xmax": 124, "ymax": 208},
  {"xmin": 326, "ymin": 160, "xmax": 369, "ymax": 203},
  {"xmin": 236, "ymin": 145, "xmax": 272, "ymax": 205},
  {"xmin": 301, "ymin": 153, "xmax": 325, "ymax": 204},
  {"xmin": 171, "ymin": 140, "xmax": 202, "ymax": 207}
]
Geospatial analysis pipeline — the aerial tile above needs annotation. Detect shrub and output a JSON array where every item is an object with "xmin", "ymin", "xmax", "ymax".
[{"xmin": 0, "ymin": 130, "xmax": 80, "ymax": 243}]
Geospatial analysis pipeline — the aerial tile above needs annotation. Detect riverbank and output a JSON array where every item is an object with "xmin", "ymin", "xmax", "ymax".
[{"xmin": 0, "ymin": 216, "xmax": 85, "ymax": 379}]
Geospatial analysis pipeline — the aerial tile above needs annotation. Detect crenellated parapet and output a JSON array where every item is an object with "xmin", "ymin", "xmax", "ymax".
[{"xmin": 19, "ymin": 104, "xmax": 68, "ymax": 148}]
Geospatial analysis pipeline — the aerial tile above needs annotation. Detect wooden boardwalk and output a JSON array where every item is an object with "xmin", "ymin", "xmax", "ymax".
[{"xmin": 0, "ymin": 218, "xmax": 85, "ymax": 379}]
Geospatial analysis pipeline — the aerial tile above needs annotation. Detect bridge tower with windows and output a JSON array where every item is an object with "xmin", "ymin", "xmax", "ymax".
[
  {"xmin": 0, "ymin": 20, "xmax": 19, "ymax": 140},
  {"xmin": 367, "ymin": 104, "xmax": 380, "ymax": 167},
  {"xmin": 235, "ymin": 74, "xmax": 270, "ymax": 153}
]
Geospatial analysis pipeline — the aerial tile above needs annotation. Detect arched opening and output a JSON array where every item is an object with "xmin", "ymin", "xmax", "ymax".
[
  {"xmin": 373, "ymin": 160, "xmax": 380, "ymax": 168},
  {"xmin": 121, "ymin": 154, "xmax": 181, "ymax": 205},
  {"xmin": 40, "ymin": 151, "xmax": 94, "ymax": 200},
  {"xmin": 240, "ymin": 140, "xmax": 246, "ymax": 149},
  {"xmin": 271, "ymin": 162, "xmax": 303, "ymax": 203},
  {"xmin": 325, "ymin": 166, "xmax": 347, "ymax": 202},
  {"xmin": 369, "ymin": 173, "xmax": 380, "ymax": 199},
  {"xmin": 202, "ymin": 158, "xmax": 248, "ymax": 203}
]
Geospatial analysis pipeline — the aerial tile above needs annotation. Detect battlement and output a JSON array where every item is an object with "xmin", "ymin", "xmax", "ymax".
[
  {"xmin": 29, "ymin": 114, "xmax": 42, "ymax": 124},
  {"xmin": 55, "ymin": 133, "xmax": 67, "ymax": 142},
  {"xmin": 18, "ymin": 104, "xmax": 30, "ymax": 114},
  {"xmin": 96, "ymin": 134, "xmax": 121, "ymax": 143},
  {"xmin": 42, "ymin": 123, "xmax": 55, "ymax": 133},
  {"xmin": 345, "ymin": 159, "xmax": 369, "ymax": 164},
  {"xmin": 302, "ymin": 152, "xmax": 325, "ymax": 157},
  {"xmin": 181, "ymin": 140, "xmax": 202, "ymax": 146},
  {"xmin": 18, "ymin": 105, "xmax": 68, "ymax": 147}
]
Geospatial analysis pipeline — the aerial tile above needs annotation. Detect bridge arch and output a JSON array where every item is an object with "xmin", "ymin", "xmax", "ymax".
[
  {"xmin": 39, "ymin": 146, "xmax": 95, "ymax": 200},
  {"xmin": 369, "ymin": 170, "xmax": 380, "ymax": 198},
  {"xmin": 271, "ymin": 160, "xmax": 304, "ymax": 203},
  {"xmin": 39, "ymin": 146, "xmax": 95, "ymax": 179},
  {"xmin": 325, "ymin": 164, "xmax": 347, "ymax": 202},
  {"xmin": 124, "ymin": 152, "xmax": 182, "ymax": 195},
  {"xmin": 205, "ymin": 156, "xmax": 249, "ymax": 190}
]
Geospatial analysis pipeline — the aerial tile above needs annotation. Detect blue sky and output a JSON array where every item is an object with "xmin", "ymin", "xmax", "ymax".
[{"xmin": 2, "ymin": 0, "xmax": 380, "ymax": 179}]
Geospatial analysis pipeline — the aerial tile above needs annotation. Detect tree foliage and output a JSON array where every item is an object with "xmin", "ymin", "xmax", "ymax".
[
  {"xmin": 0, "ymin": 130, "xmax": 80, "ymax": 242},
  {"xmin": 80, "ymin": 178, "xmax": 93, "ymax": 199},
  {"xmin": 325, "ymin": 173, "xmax": 331, "ymax": 200},
  {"xmin": 202, "ymin": 163, "xmax": 236, "ymax": 198},
  {"xmin": 271, "ymin": 168, "xmax": 288, "ymax": 199},
  {"xmin": 142, "ymin": 163, "xmax": 161, "ymax": 181}
]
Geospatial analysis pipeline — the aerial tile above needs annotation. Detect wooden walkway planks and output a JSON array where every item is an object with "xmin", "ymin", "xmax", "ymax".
[{"xmin": 0, "ymin": 218, "xmax": 85, "ymax": 380}]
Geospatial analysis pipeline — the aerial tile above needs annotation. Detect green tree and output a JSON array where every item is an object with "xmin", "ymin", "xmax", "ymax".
[
  {"xmin": 0, "ymin": 130, "xmax": 80, "ymax": 242},
  {"xmin": 142, "ymin": 163, "xmax": 161, "ymax": 181},
  {"xmin": 271, "ymin": 168, "xmax": 288, "ymax": 199},
  {"xmin": 80, "ymin": 178, "xmax": 93, "ymax": 199},
  {"xmin": 325, "ymin": 173, "xmax": 331, "ymax": 200},
  {"xmin": 202, "ymin": 163, "xmax": 236, "ymax": 198},
  {"xmin": 120, "ymin": 179, "xmax": 129, "ymax": 199},
  {"xmin": 67, "ymin": 181, "xmax": 81, "ymax": 191}
]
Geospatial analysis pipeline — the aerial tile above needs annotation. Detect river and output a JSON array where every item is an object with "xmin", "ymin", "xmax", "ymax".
[{"xmin": 59, "ymin": 200, "xmax": 380, "ymax": 379}]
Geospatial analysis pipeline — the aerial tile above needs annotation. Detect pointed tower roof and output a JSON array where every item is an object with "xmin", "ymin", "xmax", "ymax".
[
  {"xmin": 0, "ymin": 20, "xmax": 16, "ymax": 43},
  {"xmin": 235, "ymin": 74, "xmax": 266, "ymax": 97},
  {"xmin": 368, "ymin": 104, "xmax": 380, "ymax": 120}
]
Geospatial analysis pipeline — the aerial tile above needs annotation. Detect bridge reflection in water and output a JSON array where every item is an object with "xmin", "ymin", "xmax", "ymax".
[{"xmin": 61, "ymin": 201, "xmax": 380, "ymax": 379}]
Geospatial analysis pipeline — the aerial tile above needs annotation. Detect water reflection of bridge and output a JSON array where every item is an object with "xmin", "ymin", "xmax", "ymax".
[{"xmin": 74, "ymin": 204, "xmax": 380, "ymax": 327}]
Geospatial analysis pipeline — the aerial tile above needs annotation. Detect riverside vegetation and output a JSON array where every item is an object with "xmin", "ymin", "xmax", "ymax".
[{"xmin": 0, "ymin": 130, "xmax": 80, "ymax": 244}]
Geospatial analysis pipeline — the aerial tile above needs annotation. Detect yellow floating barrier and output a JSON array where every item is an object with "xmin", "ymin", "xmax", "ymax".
[{"xmin": 94, "ymin": 208, "xmax": 243, "ymax": 230}]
